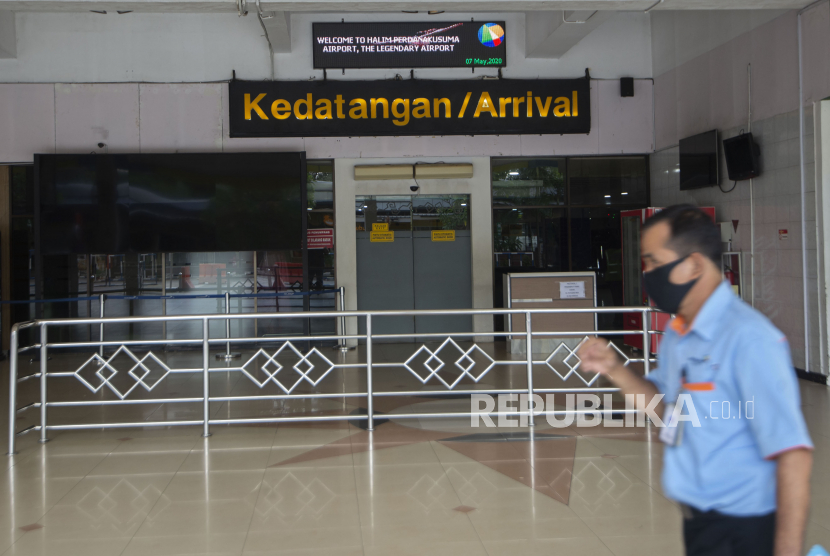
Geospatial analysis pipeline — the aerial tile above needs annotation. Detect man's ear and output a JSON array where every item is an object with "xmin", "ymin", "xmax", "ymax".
[{"xmin": 688, "ymin": 252, "xmax": 713, "ymax": 279}]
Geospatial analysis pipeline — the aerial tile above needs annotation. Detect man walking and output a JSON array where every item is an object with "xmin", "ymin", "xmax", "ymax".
[{"xmin": 579, "ymin": 204, "xmax": 813, "ymax": 556}]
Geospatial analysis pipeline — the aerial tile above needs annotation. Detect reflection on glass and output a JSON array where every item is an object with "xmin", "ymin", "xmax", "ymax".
[
  {"xmin": 307, "ymin": 162, "xmax": 334, "ymax": 211},
  {"xmin": 492, "ymin": 208, "xmax": 567, "ymax": 332},
  {"xmin": 493, "ymin": 208, "xmax": 567, "ymax": 270},
  {"xmin": 491, "ymin": 158, "xmax": 566, "ymax": 207},
  {"xmin": 568, "ymin": 157, "xmax": 648, "ymax": 206},
  {"xmin": 355, "ymin": 195, "xmax": 469, "ymax": 231},
  {"xmin": 570, "ymin": 207, "xmax": 624, "ymax": 330},
  {"xmin": 306, "ymin": 161, "xmax": 336, "ymax": 314}
]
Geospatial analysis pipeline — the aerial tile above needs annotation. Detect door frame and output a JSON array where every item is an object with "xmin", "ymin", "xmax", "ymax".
[{"xmin": 334, "ymin": 157, "xmax": 493, "ymax": 344}]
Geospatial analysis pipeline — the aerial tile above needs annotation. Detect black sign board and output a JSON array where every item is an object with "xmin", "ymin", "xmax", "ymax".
[
  {"xmin": 313, "ymin": 21, "xmax": 507, "ymax": 69},
  {"xmin": 229, "ymin": 78, "xmax": 590, "ymax": 138}
]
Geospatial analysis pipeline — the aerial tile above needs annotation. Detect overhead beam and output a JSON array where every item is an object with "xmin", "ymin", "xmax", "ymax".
[
  {"xmin": 525, "ymin": 10, "xmax": 613, "ymax": 59},
  {"xmin": 0, "ymin": 1, "xmax": 814, "ymax": 12},
  {"xmin": 0, "ymin": 11, "xmax": 15, "ymax": 59},
  {"xmin": 259, "ymin": 10, "xmax": 290, "ymax": 53}
]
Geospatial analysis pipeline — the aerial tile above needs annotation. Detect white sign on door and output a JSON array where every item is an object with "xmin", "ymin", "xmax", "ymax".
[{"xmin": 559, "ymin": 281, "xmax": 586, "ymax": 299}]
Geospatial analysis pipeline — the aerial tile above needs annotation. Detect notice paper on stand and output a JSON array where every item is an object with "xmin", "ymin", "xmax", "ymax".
[{"xmin": 559, "ymin": 281, "xmax": 586, "ymax": 299}]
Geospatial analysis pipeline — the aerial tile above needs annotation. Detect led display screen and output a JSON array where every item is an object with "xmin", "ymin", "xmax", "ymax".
[{"xmin": 313, "ymin": 21, "xmax": 506, "ymax": 69}]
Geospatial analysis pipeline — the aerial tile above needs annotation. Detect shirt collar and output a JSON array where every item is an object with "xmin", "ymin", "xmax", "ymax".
[{"xmin": 669, "ymin": 280, "xmax": 734, "ymax": 341}]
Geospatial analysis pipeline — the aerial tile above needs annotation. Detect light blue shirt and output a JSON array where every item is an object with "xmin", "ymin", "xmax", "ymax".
[{"xmin": 646, "ymin": 281, "xmax": 812, "ymax": 516}]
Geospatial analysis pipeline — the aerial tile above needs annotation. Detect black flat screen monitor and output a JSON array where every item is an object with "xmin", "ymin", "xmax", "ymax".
[
  {"xmin": 679, "ymin": 130, "xmax": 719, "ymax": 190},
  {"xmin": 37, "ymin": 152, "xmax": 305, "ymax": 254}
]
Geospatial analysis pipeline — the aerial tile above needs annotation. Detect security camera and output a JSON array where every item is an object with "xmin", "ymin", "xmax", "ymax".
[
  {"xmin": 97, "ymin": 142, "xmax": 106, "ymax": 149},
  {"xmin": 410, "ymin": 185, "xmax": 419, "ymax": 192}
]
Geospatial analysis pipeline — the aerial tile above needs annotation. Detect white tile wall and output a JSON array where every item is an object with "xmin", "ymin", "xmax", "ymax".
[{"xmin": 650, "ymin": 108, "xmax": 820, "ymax": 370}]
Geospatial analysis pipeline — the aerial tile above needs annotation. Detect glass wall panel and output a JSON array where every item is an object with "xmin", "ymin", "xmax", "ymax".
[
  {"xmin": 491, "ymin": 156, "xmax": 649, "ymax": 334},
  {"xmin": 492, "ymin": 208, "xmax": 568, "ymax": 332},
  {"xmin": 568, "ymin": 157, "xmax": 648, "ymax": 206},
  {"xmin": 304, "ymin": 161, "xmax": 337, "ymax": 336},
  {"xmin": 569, "ymin": 207, "xmax": 624, "ymax": 330}
]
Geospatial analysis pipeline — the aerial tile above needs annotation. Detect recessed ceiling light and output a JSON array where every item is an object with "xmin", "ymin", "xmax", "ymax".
[
  {"xmin": 604, "ymin": 195, "xmax": 611, "ymax": 198},
  {"xmin": 117, "ymin": 10, "xmax": 132, "ymax": 14},
  {"xmin": 89, "ymin": 10, "xmax": 107, "ymax": 14},
  {"xmin": 402, "ymin": 10, "xmax": 419, "ymax": 13},
  {"xmin": 621, "ymin": 192, "xmax": 628, "ymax": 195},
  {"xmin": 428, "ymin": 10, "xmax": 445, "ymax": 14}
]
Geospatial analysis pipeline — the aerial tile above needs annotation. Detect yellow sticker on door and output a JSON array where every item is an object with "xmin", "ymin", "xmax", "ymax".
[
  {"xmin": 431, "ymin": 231, "xmax": 456, "ymax": 242},
  {"xmin": 372, "ymin": 223, "xmax": 389, "ymax": 231},
  {"xmin": 370, "ymin": 231, "xmax": 394, "ymax": 242}
]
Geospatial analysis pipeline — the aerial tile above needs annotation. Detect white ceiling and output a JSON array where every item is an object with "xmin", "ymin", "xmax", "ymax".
[{"xmin": 0, "ymin": 0, "xmax": 819, "ymax": 12}]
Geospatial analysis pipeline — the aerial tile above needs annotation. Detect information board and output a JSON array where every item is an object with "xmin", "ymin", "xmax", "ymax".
[
  {"xmin": 313, "ymin": 21, "xmax": 506, "ymax": 69},
  {"xmin": 307, "ymin": 228, "xmax": 333, "ymax": 249}
]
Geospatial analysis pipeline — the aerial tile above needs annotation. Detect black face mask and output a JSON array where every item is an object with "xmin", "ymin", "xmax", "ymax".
[{"xmin": 643, "ymin": 256, "xmax": 698, "ymax": 314}]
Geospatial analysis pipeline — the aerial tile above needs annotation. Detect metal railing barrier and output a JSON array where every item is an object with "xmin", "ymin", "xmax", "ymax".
[{"xmin": 6, "ymin": 306, "xmax": 664, "ymax": 455}]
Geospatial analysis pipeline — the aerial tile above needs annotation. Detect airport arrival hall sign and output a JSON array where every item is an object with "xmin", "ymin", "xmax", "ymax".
[{"xmin": 228, "ymin": 78, "xmax": 591, "ymax": 138}]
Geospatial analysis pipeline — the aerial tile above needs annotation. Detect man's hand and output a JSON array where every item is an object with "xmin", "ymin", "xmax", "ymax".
[
  {"xmin": 578, "ymin": 337, "xmax": 663, "ymax": 415},
  {"xmin": 578, "ymin": 338, "xmax": 625, "ymax": 377}
]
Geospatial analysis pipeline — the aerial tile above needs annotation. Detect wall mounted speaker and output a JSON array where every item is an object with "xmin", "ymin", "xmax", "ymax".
[{"xmin": 620, "ymin": 77, "xmax": 634, "ymax": 97}]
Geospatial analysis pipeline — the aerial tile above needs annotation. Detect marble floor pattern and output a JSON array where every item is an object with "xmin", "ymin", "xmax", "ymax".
[{"xmin": 1, "ymin": 344, "xmax": 830, "ymax": 556}]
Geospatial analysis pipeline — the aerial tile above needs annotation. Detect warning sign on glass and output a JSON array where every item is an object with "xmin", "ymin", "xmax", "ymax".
[
  {"xmin": 313, "ymin": 21, "xmax": 506, "ymax": 69},
  {"xmin": 308, "ymin": 228, "xmax": 334, "ymax": 249}
]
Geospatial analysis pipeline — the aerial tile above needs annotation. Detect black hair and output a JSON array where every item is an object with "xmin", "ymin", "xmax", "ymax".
[{"xmin": 642, "ymin": 204, "xmax": 722, "ymax": 264}]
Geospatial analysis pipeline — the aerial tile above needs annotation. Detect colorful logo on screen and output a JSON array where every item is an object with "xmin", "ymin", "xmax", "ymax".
[{"xmin": 478, "ymin": 23, "xmax": 504, "ymax": 47}]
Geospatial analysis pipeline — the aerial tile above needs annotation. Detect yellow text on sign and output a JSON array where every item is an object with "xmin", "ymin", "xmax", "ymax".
[
  {"xmin": 431, "ymin": 230, "xmax": 456, "ymax": 242},
  {"xmin": 370, "ymin": 231, "xmax": 394, "ymax": 243},
  {"xmin": 372, "ymin": 223, "xmax": 389, "ymax": 232}
]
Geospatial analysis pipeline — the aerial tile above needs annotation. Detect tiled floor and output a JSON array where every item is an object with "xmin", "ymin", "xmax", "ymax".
[{"xmin": 1, "ymin": 344, "xmax": 830, "ymax": 555}]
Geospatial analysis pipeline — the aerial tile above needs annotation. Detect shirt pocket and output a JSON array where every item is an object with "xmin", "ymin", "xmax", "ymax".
[{"xmin": 683, "ymin": 358, "xmax": 718, "ymax": 392}]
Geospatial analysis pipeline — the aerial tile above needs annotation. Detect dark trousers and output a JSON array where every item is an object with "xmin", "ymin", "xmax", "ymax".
[{"xmin": 682, "ymin": 504, "xmax": 776, "ymax": 556}]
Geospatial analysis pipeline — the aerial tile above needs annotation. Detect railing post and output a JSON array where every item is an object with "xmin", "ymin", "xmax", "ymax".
[
  {"xmin": 39, "ymin": 323, "xmax": 49, "ymax": 444},
  {"xmin": 225, "ymin": 292, "xmax": 231, "ymax": 356},
  {"xmin": 216, "ymin": 292, "xmax": 240, "ymax": 360},
  {"xmin": 7, "ymin": 326, "xmax": 19, "ymax": 455},
  {"xmin": 366, "ymin": 314, "xmax": 374, "ymax": 432},
  {"xmin": 333, "ymin": 286, "xmax": 354, "ymax": 353},
  {"xmin": 340, "ymin": 287, "xmax": 347, "ymax": 351},
  {"xmin": 642, "ymin": 309, "xmax": 651, "ymax": 375},
  {"xmin": 202, "ymin": 318, "xmax": 211, "ymax": 437},
  {"xmin": 525, "ymin": 312, "xmax": 535, "ymax": 427},
  {"xmin": 98, "ymin": 293, "xmax": 105, "ymax": 358}
]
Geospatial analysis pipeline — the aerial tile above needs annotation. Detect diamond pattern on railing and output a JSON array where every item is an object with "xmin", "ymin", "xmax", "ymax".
[
  {"xmin": 73, "ymin": 347, "xmax": 171, "ymax": 400},
  {"xmin": 241, "ymin": 343, "xmax": 335, "ymax": 394},
  {"xmin": 404, "ymin": 338, "xmax": 496, "ymax": 390},
  {"xmin": 543, "ymin": 337, "xmax": 630, "ymax": 387},
  {"xmin": 607, "ymin": 341, "xmax": 632, "ymax": 367}
]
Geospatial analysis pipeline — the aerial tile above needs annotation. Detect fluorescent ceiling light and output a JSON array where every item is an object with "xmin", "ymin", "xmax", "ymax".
[{"xmin": 509, "ymin": 171, "xmax": 520, "ymax": 175}]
